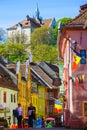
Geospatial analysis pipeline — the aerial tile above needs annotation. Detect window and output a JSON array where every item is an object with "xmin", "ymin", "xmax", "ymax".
[
  {"xmin": 36, "ymin": 98, "xmax": 37, "ymax": 105},
  {"xmin": 38, "ymin": 91, "xmax": 42, "ymax": 98},
  {"xmin": 49, "ymin": 105, "xmax": 53, "ymax": 113},
  {"xmin": 82, "ymin": 101, "xmax": 87, "ymax": 116},
  {"xmin": 31, "ymin": 83, "xmax": 38, "ymax": 93},
  {"xmin": 11, "ymin": 94, "xmax": 13, "ymax": 102},
  {"xmin": 49, "ymin": 92, "xmax": 53, "ymax": 98},
  {"xmin": 80, "ymin": 50, "xmax": 86, "ymax": 64},
  {"xmin": 14, "ymin": 94, "xmax": 16, "ymax": 103},
  {"xmin": 3, "ymin": 91, "xmax": 6, "ymax": 103}
]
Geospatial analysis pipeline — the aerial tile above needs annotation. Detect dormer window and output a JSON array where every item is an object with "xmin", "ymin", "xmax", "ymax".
[
  {"xmin": 18, "ymin": 23, "xmax": 22, "ymax": 27},
  {"xmin": 25, "ymin": 22, "xmax": 28, "ymax": 25}
]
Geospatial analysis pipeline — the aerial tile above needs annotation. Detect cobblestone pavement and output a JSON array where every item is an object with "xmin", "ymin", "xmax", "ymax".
[{"xmin": 4, "ymin": 127, "xmax": 79, "ymax": 130}]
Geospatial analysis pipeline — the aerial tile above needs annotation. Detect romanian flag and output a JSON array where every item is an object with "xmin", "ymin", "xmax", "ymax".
[
  {"xmin": 54, "ymin": 100, "xmax": 62, "ymax": 114},
  {"xmin": 71, "ymin": 48, "xmax": 82, "ymax": 58},
  {"xmin": 71, "ymin": 48, "xmax": 82, "ymax": 71},
  {"xmin": 72, "ymin": 52, "xmax": 81, "ymax": 71}
]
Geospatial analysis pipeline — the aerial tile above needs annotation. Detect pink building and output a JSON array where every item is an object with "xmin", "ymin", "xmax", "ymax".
[{"xmin": 59, "ymin": 4, "xmax": 87, "ymax": 129}]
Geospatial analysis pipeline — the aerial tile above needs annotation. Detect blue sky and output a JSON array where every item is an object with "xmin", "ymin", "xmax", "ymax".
[{"xmin": 0, "ymin": 0, "xmax": 87, "ymax": 30}]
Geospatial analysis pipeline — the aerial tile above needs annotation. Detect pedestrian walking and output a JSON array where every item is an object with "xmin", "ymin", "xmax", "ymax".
[
  {"xmin": 16, "ymin": 103, "xmax": 23, "ymax": 128},
  {"xmin": 28, "ymin": 103, "xmax": 36, "ymax": 128}
]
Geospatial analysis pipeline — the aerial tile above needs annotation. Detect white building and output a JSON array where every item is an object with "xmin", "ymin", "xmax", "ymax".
[
  {"xmin": 7, "ymin": 6, "xmax": 56, "ymax": 45},
  {"xmin": 0, "ymin": 62, "xmax": 18, "ymax": 125}
]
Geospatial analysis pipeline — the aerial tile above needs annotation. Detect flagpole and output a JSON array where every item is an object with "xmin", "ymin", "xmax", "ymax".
[{"xmin": 69, "ymin": 41, "xmax": 73, "ymax": 118}]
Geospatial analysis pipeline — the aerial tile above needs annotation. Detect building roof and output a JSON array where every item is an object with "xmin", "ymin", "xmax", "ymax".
[
  {"xmin": 0, "ymin": 63, "xmax": 18, "ymax": 91},
  {"xmin": 39, "ymin": 61, "xmax": 59, "ymax": 78},
  {"xmin": 42, "ymin": 18, "xmax": 53, "ymax": 26},
  {"xmin": 31, "ymin": 63, "xmax": 54, "ymax": 89},
  {"xmin": 7, "ymin": 15, "xmax": 53, "ymax": 30},
  {"xmin": 6, "ymin": 61, "xmax": 61, "ymax": 89},
  {"xmin": 0, "ymin": 56, "xmax": 6, "ymax": 66},
  {"xmin": 65, "ymin": 4, "xmax": 87, "ymax": 28},
  {"xmin": 7, "ymin": 17, "xmax": 41, "ymax": 30}
]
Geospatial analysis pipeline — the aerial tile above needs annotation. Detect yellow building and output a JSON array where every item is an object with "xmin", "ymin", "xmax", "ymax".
[
  {"xmin": 31, "ymin": 93, "xmax": 38, "ymax": 117},
  {"xmin": 38, "ymin": 86, "xmax": 46, "ymax": 117},
  {"xmin": 17, "ymin": 63, "xmax": 32, "ymax": 117},
  {"xmin": 7, "ymin": 61, "xmax": 60, "ymax": 119},
  {"xmin": 31, "ymin": 84, "xmax": 46, "ymax": 118}
]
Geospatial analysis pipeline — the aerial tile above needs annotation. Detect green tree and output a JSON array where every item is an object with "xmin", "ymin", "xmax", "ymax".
[
  {"xmin": 31, "ymin": 43, "xmax": 58, "ymax": 63},
  {"xmin": 0, "ymin": 42, "xmax": 27, "ymax": 62},
  {"xmin": 58, "ymin": 17, "xmax": 72, "ymax": 25},
  {"xmin": 0, "ymin": 28, "xmax": 6, "ymax": 42},
  {"xmin": 30, "ymin": 25, "xmax": 58, "ymax": 63},
  {"xmin": 54, "ymin": 17, "xmax": 72, "ymax": 41},
  {"xmin": 31, "ymin": 25, "xmax": 55, "ymax": 45}
]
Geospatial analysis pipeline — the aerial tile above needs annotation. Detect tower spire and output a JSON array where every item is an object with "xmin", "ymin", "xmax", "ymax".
[{"xmin": 35, "ymin": 3, "xmax": 40, "ymax": 20}]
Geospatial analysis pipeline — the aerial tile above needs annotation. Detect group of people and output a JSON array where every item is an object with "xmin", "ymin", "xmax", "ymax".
[{"xmin": 13, "ymin": 103, "xmax": 38, "ymax": 128}]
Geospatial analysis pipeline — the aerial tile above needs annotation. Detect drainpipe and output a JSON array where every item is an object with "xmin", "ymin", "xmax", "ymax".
[{"xmin": 68, "ymin": 40, "xmax": 73, "ymax": 118}]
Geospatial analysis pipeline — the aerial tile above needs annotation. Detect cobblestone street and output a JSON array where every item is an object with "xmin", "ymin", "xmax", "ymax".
[{"xmin": 4, "ymin": 127, "xmax": 79, "ymax": 130}]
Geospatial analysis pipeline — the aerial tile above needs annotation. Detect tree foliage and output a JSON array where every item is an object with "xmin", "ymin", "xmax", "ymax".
[
  {"xmin": 0, "ymin": 42, "xmax": 27, "ymax": 62},
  {"xmin": 0, "ymin": 28, "xmax": 6, "ymax": 42},
  {"xmin": 58, "ymin": 17, "xmax": 72, "ymax": 25},
  {"xmin": 31, "ymin": 43, "xmax": 58, "ymax": 63},
  {"xmin": 30, "ymin": 25, "xmax": 58, "ymax": 63},
  {"xmin": 54, "ymin": 17, "xmax": 72, "ymax": 41},
  {"xmin": 31, "ymin": 25, "xmax": 55, "ymax": 45}
]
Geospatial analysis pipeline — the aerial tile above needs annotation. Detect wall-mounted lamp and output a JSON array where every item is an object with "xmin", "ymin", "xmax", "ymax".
[
  {"xmin": 71, "ymin": 40, "xmax": 77, "ymax": 49},
  {"xmin": 71, "ymin": 40, "xmax": 77, "ymax": 45}
]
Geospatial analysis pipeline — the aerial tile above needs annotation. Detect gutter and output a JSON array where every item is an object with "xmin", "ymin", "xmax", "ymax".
[
  {"xmin": 62, "ymin": 24, "xmax": 83, "ymax": 29},
  {"xmin": 31, "ymin": 67, "xmax": 52, "ymax": 89}
]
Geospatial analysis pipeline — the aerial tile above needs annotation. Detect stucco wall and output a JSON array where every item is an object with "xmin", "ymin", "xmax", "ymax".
[
  {"xmin": 66, "ymin": 30, "xmax": 87, "ymax": 50},
  {"xmin": 0, "ymin": 87, "xmax": 18, "ymax": 124}
]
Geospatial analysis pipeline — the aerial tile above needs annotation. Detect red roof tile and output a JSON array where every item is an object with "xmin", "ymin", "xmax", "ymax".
[
  {"xmin": 42, "ymin": 18, "xmax": 52, "ymax": 26},
  {"xmin": 7, "ymin": 17, "xmax": 53, "ymax": 29}
]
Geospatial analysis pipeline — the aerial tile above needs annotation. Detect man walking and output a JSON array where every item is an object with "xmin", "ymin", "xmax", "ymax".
[
  {"xmin": 16, "ymin": 103, "xmax": 23, "ymax": 128},
  {"xmin": 28, "ymin": 103, "xmax": 36, "ymax": 128}
]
